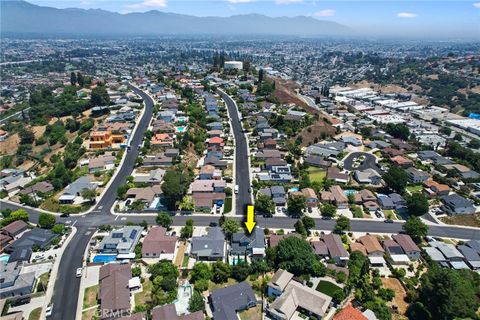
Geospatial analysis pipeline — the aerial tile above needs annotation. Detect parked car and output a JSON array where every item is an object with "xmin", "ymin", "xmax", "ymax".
[
  {"xmin": 46, "ymin": 304, "xmax": 53, "ymax": 317},
  {"xmin": 76, "ymin": 267, "xmax": 83, "ymax": 278},
  {"xmin": 384, "ymin": 219, "xmax": 394, "ymax": 223},
  {"xmin": 234, "ymin": 185, "xmax": 239, "ymax": 194},
  {"xmin": 209, "ymin": 222, "xmax": 218, "ymax": 227},
  {"xmin": 60, "ymin": 213, "xmax": 70, "ymax": 218},
  {"xmin": 10, "ymin": 297, "xmax": 30, "ymax": 307}
]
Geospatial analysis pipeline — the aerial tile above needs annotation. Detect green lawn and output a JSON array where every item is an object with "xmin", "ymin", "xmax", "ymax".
[
  {"xmin": 83, "ymin": 285, "xmax": 99, "ymax": 309},
  {"xmin": 134, "ymin": 278, "xmax": 153, "ymax": 306},
  {"xmin": 208, "ymin": 278, "xmax": 237, "ymax": 292},
  {"xmin": 29, "ymin": 307, "xmax": 42, "ymax": 320},
  {"xmin": 406, "ymin": 184, "xmax": 423, "ymax": 194},
  {"xmin": 307, "ymin": 167, "xmax": 326, "ymax": 183},
  {"xmin": 182, "ymin": 255, "xmax": 189, "ymax": 268},
  {"xmin": 384, "ymin": 210, "xmax": 398, "ymax": 220},
  {"xmin": 316, "ymin": 280, "xmax": 342, "ymax": 297},
  {"xmin": 224, "ymin": 197, "xmax": 232, "ymax": 213}
]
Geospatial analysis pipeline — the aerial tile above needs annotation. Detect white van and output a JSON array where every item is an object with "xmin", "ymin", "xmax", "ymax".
[{"xmin": 234, "ymin": 185, "xmax": 239, "ymax": 194}]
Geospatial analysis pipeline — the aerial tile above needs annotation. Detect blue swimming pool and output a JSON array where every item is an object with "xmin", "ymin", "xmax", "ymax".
[
  {"xmin": 176, "ymin": 126, "xmax": 186, "ymax": 133},
  {"xmin": 92, "ymin": 254, "xmax": 117, "ymax": 263},
  {"xmin": 0, "ymin": 254, "xmax": 10, "ymax": 262},
  {"xmin": 344, "ymin": 189, "xmax": 357, "ymax": 196}
]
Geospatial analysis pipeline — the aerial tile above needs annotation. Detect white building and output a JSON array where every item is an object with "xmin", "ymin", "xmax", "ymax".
[{"xmin": 224, "ymin": 61, "xmax": 243, "ymax": 70}]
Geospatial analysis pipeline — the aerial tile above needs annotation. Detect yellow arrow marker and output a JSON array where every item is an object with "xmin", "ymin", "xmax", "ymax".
[{"xmin": 245, "ymin": 205, "xmax": 256, "ymax": 234}]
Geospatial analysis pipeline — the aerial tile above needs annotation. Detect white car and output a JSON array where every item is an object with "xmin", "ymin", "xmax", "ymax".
[
  {"xmin": 234, "ymin": 185, "xmax": 239, "ymax": 194},
  {"xmin": 45, "ymin": 304, "xmax": 53, "ymax": 317},
  {"xmin": 76, "ymin": 267, "xmax": 83, "ymax": 278}
]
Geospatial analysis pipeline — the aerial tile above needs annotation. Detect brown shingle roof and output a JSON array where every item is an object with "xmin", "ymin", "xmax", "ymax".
[{"xmin": 142, "ymin": 226, "xmax": 177, "ymax": 255}]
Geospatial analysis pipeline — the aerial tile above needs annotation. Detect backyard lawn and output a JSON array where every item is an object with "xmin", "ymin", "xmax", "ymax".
[
  {"xmin": 307, "ymin": 167, "xmax": 326, "ymax": 183},
  {"xmin": 83, "ymin": 285, "xmax": 99, "ymax": 309},
  {"xmin": 316, "ymin": 280, "xmax": 342, "ymax": 297},
  {"xmin": 406, "ymin": 184, "xmax": 423, "ymax": 194},
  {"xmin": 28, "ymin": 307, "xmax": 42, "ymax": 320},
  {"xmin": 208, "ymin": 278, "xmax": 237, "ymax": 292},
  {"xmin": 134, "ymin": 278, "xmax": 153, "ymax": 306},
  {"xmin": 239, "ymin": 305, "xmax": 262, "ymax": 320}
]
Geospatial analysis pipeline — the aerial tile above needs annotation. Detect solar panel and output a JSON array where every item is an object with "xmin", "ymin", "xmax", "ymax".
[{"xmin": 129, "ymin": 229, "xmax": 138, "ymax": 239}]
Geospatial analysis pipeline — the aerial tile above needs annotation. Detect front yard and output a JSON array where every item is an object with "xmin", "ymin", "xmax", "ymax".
[{"xmin": 83, "ymin": 285, "xmax": 99, "ymax": 309}]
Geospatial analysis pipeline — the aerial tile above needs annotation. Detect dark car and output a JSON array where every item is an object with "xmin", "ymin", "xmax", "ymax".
[
  {"xmin": 11, "ymin": 297, "xmax": 31, "ymax": 307},
  {"xmin": 209, "ymin": 222, "xmax": 218, "ymax": 227},
  {"xmin": 384, "ymin": 219, "xmax": 394, "ymax": 223},
  {"xmin": 60, "ymin": 213, "xmax": 70, "ymax": 218},
  {"xmin": 321, "ymin": 216, "xmax": 332, "ymax": 220}
]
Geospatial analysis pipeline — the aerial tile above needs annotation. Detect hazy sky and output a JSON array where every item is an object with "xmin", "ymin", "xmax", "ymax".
[{"xmin": 27, "ymin": 0, "xmax": 480, "ymax": 38}]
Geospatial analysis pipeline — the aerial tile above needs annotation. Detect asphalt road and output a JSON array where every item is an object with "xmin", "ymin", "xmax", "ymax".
[
  {"xmin": 2, "ymin": 87, "xmax": 480, "ymax": 319},
  {"xmin": 49, "ymin": 84, "xmax": 154, "ymax": 320},
  {"xmin": 217, "ymin": 89, "xmax": 252, "ymax": 220},
  {"xmin": 342, "ymin": 152, "xmax": 380, "ymax": 172}
]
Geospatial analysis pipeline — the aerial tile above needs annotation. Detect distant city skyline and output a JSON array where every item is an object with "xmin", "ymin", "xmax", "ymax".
[{"xmin": 17, "ymin": 0, "xmax": 480, "ymax": 38}]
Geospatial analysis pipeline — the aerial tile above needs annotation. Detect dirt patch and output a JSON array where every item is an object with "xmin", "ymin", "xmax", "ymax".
[
  {"xmin": 440, "ymin": 213, "xmax": 480, "ymax": 228},
  {"xmin": 271, "ymin": 78, "xmax": 309, "ymax": 109},
  {"xmin": 296, "ymin": 120, "xmax": 336, "ymax": 147},
  {"xmin": 471, "ymin": 85, "xmax": 480, "ymax": 94},
  {"xmin": 0, "ymin": 133, "xmax": 20, "ymax": 155},
  {"xmin": 174, "ymin": 240, "xmax": 187, "ymax": 269},
  {"xmin": 351, "ymin": 80, "xmax": 408, "ymax": 94},
  {"xmin": 381, "ymin": 277, "xmax": 408, "ymax": 315}
]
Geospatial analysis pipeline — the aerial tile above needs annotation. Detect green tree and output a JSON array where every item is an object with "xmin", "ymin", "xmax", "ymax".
[
  {"xmin": 70, "ymin": 72, "xmax": 77, "ymax": 85},
  {"xmin": 255, "ymin": 193, "xmax": 275, "ymax": 216},
  {"xmin": 272, "ymin": 236, "xmax": 324, "ymax": 276},
  {"xmin": 294, "ymin": 220, "xmax": 307, "ymax": 236},
  {"xmin": 77, "ymin": 72, "xmax": 84, "ymax": 86},
  {"xmin": 211, "ymin": 261, "xmax": 231, "ymax": 284},
  {"xmin": 231, "ymin": 262, "xmax": 251, "ymax": 281},
  {"xmin": 321, "ymin": 203, "xmax": 337, "ymax": 217},
  {"xmin": 411, "ymin": 267, "xmax": 480, "ymax": 320},
  {"xmin": 162, "ymin": 170, "xmax": 189, "ymax": 210},
  {"xmin": 287, "ymin": 195, "xmax": 306, "ymax": 217},
  {"xmin": 51, "ymin": 224, "xmax": 65, "ymax": 234},
  {"xmin": 188, "ymin": 290, "xmax": 205, "ymax": 313},
  {"xmin": 221, "ymin": 219, "xmax": 239, "ymax": 238},
  {"xmin": 156, "ymin": 212, "xmax": 173, "ymax": 229},
  {"xmin": 335, "ymin": 216, "xmax": 351, "ymax": 232},
  {"xmin": 383, "ymin": 166, "xmax": 408, "ymax": 193},
  {"xmin": 81, "ymin": 188, "xmax": 96, "ymax": 204},
  {"xmin": 403, "ymin": 217, "xmax": 428, "ymax": 243},
  {"xmin": 301, "ymin": 216, "xmax": 315, "ymax": 231},
  {"xmin": 386, "ymin": 123, "xmax": 410, "ymax": 140},
  {"xmin": 407, "ymin": 193, "xmax": 429, "ymax": 216},
  {"xmin": 191, "ymin": 262, "xmax": 212, "ymax": 283},
  {"xmin": 38, "ymin": 213, "xmax": 56, "ymax": 229}
]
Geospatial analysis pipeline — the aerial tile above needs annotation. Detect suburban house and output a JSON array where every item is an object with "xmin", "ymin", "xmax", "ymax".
[
  {"xmin": 89, "ymin": 130, "xmax": 125, "ymax": 149},
  {"xmin": 442, "ymin": 194, "xmax": 476, "ymax": 215},
  {"xmin": 142, "ymin": 154, "xmax": 173, "ymax": 167},
  {"xmin": 406, "ymin": 167, "xmax": 430, "ymax": 183},
  {"xmin": 321, "ymin": 186, "xmax": 348, "ymax": 209},
  {"xmin": 333, "ymin": 305, "xmax": 369, "ymax": 320},
  {"xmin": 258, "ymin": 186, "xmax": 286, "ymax": 206},
  {"xmin": 18, "ymin": 181, "xmax": 54, "ymax": 197},
  {"xmin": 316, "ymin": 233, "xmax": 349, "ymax": 266},
  {"xmin": 5, "ymin": 228, "xmax": 57, "ymax": 263},
  {"xmin": 151, "ymin": 133, "xmax": 175, "ymax": 148},
  {"xmin": 0, "ymin": 220, "xmax": 28, "ymax": 251},
  {"xmin": 354, "ymin": 169, "xmax": 382, "ymax": 185},
  {"xmin": 457, "ymin": 245, "xmax": 480, "ymax": 270},
  {"xmin": 209, "ymin": 282, "xmax": 257, "ymax": 320},
  {"xmin": 191, "ymin": 227, "xmax": 225, "ymax": 261},
  {"xmin": 304, "ymin": 156, "xmax": 332, "ymax": 168},
  {"xmin": 327, "ymin": 167, "xmax": 349, "ymax": 184},
  {"xmin": 125, "ymin": 185, "xmax": 163, "ymax": 209},
  {"xmin": 382, "ymin": 239, "xmax": 410, "ymax": 265},
  {"xmin": 377, "ymin": 193, "xmax": 406, "ymax": 211},
  {"xmin": 267, "ymin": 269, "xmax": 332, "ymax": 320},
  {"xmin": 98, "ymin": 226, "xmax": 143, "ymax": 255},
  {"xmin": 88, "ymin": 153, "xmax": 116, "ymax": 173},
  {"xmin": 391, "ymin": 234, "xmax": 421, "ymax": 261},
  {"xmin": 99, "ymin": 263, "xmax": 132, "ymax": 319},
  {"xmin": 0, "ymin": 261, "xmax": 36, "ymax": 299},
  {"xmin": 132, "ymin": 169, "xmax": 165, "ymax": 185},
  {"xmin": 301, "ymin": 188, "xmax": 319, "ymax": 207},
  {"xmin": 151, "ymin": 303, "xmax": 203, "ymax": 320},
  {"xmin": 230, "ymin": 228, "xmax": 266, "ymax": 258},
  {"xmin": 423, "ymin": 180, "xmax": 450, "ymax": 197},
  {"xmin": 59, "ymin": 176, "xmax": 97, "ymax": 204},
  {"xmin": 141, "ymin": 226, "xmax": 177, "ymax": 261},
  {"xmin": 305, "ymin": 141, "xmax": 345, "ymax": 158},
  {"xmin": 356, "ymin": 235, "xmax": 385, "ymax": 257},
  {"xmin": 390, "ymin": 155, "xmax": 414, "ymax": 168}
]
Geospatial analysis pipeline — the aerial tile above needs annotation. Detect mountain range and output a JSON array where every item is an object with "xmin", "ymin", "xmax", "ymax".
[{"xmin": 0, "ymin": 0, "xmax": 351, "ymax": 36}]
